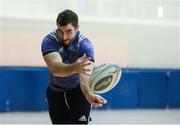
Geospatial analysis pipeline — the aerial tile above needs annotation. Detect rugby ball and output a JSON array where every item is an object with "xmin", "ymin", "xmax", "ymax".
[{"xmin": 88, "ymin": 62, "xmax": 121, "ymax": 94}]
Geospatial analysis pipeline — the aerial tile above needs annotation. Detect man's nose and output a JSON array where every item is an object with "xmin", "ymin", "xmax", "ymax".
[{"xmin": 62, "ymin": 34, "xmax": 68, "ymax": 40}]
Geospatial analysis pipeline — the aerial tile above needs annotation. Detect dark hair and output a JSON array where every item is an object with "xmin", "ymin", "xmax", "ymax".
[{"xmin": 56, "ymin": 9, "xmax": 78, "ymax": 27}]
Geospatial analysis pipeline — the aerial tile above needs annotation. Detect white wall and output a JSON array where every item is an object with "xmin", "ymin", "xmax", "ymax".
[{"xmin": 0, "ymin": 0, "xmax": 179, "ymax": 68}]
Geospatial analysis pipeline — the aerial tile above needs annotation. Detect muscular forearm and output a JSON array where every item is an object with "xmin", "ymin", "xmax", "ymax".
[
  {"xmin": 43, "ymin": 52, "xmax": 75, "ymax": 77},
  {"xmin": 44, "ymin": 52, "xmax": 92, "ymax": 77},
  {"xmin": 80, "ymin": 74, "xmax": 92, "ymax": 96},
  {"xmin": 79, "ymin": 62, "xmax": 94, "ymax": 97},
  {"xmin": 50, "ymin": 62, "xmax": 76, "ymax": 77}
]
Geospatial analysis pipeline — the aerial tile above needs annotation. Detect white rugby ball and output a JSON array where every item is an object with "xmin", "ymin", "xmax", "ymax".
[{"xmin": 88, "ymin": 62, "xmax": 122, "ymax": 94}]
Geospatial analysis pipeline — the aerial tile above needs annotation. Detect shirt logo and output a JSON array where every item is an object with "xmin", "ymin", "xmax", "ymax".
[{"xmin": 58, "ymin": 47, "xmax": 64, "ymax": 53}]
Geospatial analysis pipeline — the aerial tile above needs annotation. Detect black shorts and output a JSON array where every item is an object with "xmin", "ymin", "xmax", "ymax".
[{"xmin": 46, "ymin": 86, "xmax": 92, "ymax": 124}]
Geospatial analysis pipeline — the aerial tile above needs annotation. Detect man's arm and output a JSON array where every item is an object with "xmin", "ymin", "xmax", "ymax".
[
  {"xmin": 80, "ymin": 62, "xmax": 107, "ymax": 107},
  {"xmin": 43, "ymin": 52, "xmax": 92, "ymax": 77}
]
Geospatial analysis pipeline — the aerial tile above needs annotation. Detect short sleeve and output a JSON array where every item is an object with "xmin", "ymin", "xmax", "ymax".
[
  {"xmin": 41, "ymin": 35, "xmax": 59, "ymax": 56},
  {"xmin": 79, "ymin": 38, "xmax": 95, "ymax": 62}
]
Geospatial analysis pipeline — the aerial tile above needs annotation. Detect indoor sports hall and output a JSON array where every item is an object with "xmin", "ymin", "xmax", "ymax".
[{"xmin": 0, "ymin": 0, "xmax": 180, "ymax": 124}]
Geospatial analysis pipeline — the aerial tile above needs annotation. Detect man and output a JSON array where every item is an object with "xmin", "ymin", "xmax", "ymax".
[{"xmin": 41, "ymin": 9, "xmax": 107, "ymax": 124}]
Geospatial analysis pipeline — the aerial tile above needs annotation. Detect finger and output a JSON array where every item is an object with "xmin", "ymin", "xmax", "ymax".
[
  {"xmin": 86, "ymin": 57, "xmax": 92, "ymax": 61},
  {"xmin": 83, "ymin": 67, "xmax": 91, "ymax": 71},
  {"xmin": 102, "ymin": 98, "xmax": 107, "ymax": 102},
  {"xmin": 95, "ymin": 96, "xmax": 107, "ymax": 104},
  {"xmin": 91, "ymin": 98, "xmax": 103, "ymax": 105},
  {"xmin": 99, "ymin": 97, "xmax": 107, "ymax": 104},
  {"xmin": 82, "ymin": 58, "xmax": 91, "ymax": 63},
  {"xmin": 101, "ymin": 99, "xmax": 107, "ymax": 104},
  {"xmin": 82, "ymin": 59, "xmax": 93, "ymax": 66},
  {"xmin": 91, "ymin": 101, "xmax": 101, "ymax": 106},
  {"xmin": 94, "ymin": 104, "xmax": 103, "ymax": 108},
  {"xmin": 91, "ymin": 100, "xmax": 104, "ymax": 108},
  {"xmin": 82, "ymin": 71, "xmax": 91, "ymax": 76},
  {"xmin": 83, "ymin": 61, "xmax": 92, "ymax": 66},
  {"xmin": 78, "ymin": 54, "xmax": 86, "ymax": 62},
  {"xmin": 82, "ymin": 68, "xmax": 91, "ymax": 76},
  {"xmin": 81, "ymin": 53, "xmax": 86, "ymax": 60}
]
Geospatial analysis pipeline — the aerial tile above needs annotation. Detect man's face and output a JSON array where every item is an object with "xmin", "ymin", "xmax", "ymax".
[{"xmin": 57, "ymin": 24, "xmax": 78, "ymax": 46}]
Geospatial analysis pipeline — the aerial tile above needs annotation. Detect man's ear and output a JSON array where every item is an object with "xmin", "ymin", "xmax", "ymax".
[{"xmin": 76, "ymin": 25, "xmax": 79, "ymax": 30}]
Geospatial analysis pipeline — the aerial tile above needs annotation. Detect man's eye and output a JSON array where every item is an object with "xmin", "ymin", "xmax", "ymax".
[{"xmin": 67, "ymin": 30, "xmax": 72, "ymax": 34}]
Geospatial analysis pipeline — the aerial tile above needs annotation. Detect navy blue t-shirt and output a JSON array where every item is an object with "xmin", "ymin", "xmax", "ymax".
[{"xmin": 41, "ymin": 30, "xmax": 94, "ymax": 92}]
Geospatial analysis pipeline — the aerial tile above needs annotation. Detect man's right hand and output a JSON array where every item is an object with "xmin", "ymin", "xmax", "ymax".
[
  {"xmin": 73, "ymin": 54, "xmax": 93, "ymax": 75},
  {"xmin": 85, "ymin": 92, "xmax": 107, "ymax": 108}
]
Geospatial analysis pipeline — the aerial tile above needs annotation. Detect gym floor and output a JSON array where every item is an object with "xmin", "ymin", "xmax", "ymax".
[{"xmin": 0, "ymin": 109, "xmax": 180, "ymax": 124}]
